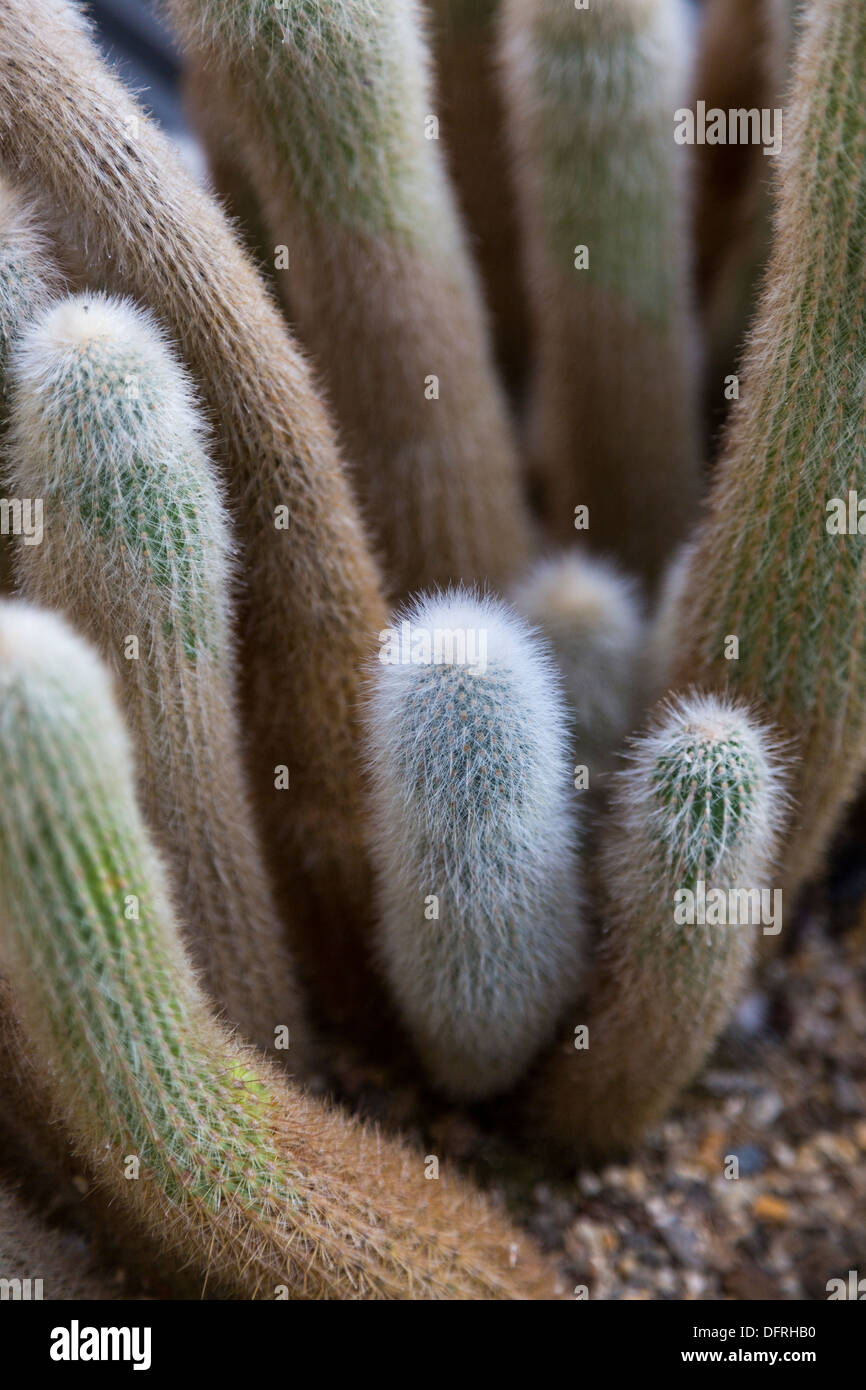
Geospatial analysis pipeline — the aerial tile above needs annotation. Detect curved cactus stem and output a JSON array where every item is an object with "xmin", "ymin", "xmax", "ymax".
[
  {"xmin": 9, "ymin": 292, "xmax": 307, "ymax": 1062},
  {"xmin": 0, "ymin": 600, "xmax": 558, "ymax": 1301}
]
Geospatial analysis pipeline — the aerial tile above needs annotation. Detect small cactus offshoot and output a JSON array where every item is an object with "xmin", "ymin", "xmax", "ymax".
[{"xmin": 527, "ymin": 694, "xmax": 788, "ymax": 1159}]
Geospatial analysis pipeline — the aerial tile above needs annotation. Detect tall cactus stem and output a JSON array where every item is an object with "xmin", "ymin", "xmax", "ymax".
[
  {"xmin": 166, "ymin": 0, "xmax": 533, "ymax": 597},
  {"xmin": 500, "ymin": 0, "xmax": 701, "ymax": 588}
]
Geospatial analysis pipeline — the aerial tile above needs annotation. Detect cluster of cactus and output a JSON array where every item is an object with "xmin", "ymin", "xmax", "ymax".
[{"xmin": 0, "ymin": 0, "xmax": 861, "ymax": 1299}]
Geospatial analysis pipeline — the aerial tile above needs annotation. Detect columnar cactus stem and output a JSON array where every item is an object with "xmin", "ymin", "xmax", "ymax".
[
  {"xmin": 513, "ymin": 552, "xmax": 645, "ymax": 784},
  {"xmin": 182, "ymin": 61, "xmax": 274, "ymax": 274},
  {"xmin": 500, "ymin": 0, "xmax": 700, "ymax": 587},
  {"xmin": 526, "ymin": 694, "xmax": 787, "ymax": 1159},
  {"xmin": 693, "ymin": 0, "xmax": 797, "ymax": 429},
  {"xmin": 427, "ymin": 0, "xmax": 530, "ymax": 396},
  {"xmin": 9, "ymin": 293, "xmax": 306, "ymax": 1060},
  {"xmin": 669, "ymin": 0, "xmax": 866, "ymax": 897},
  {"xmin": 0, "ymin": 0, "xmax": 389, "ymax": 1035},
  {"xmin": 0, "ymin": 180, "xmax": 61, "ymax": 591},
  {"xmin": 0, "ymin": 602, "xmax": 557, "ymax": 1300},
  {"xmin": 166, "ymin": 0, "xmax": 533, "ymax": 597},
  {"xmin": 365, "ymin": 591, "xmax": 583, "ymax": 1099}
]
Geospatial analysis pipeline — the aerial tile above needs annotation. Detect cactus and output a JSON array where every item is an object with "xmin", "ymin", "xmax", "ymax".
[
  {"xmin": 0, "ymin": 1183, "xmax": 120, "ymax": 1300},
  {"xmin": 426, "ymin": 0, "xmax": 530, "ymax": 397},
  {"xmin": 693, "ymin": 0, "xmax": 799, "ymax": 438},
  {"xmin": 512, "ymin": 552, "xmax": 645, "ymax": 784},
  {"xmin": 526, "ymin": 694, "xmax": 788, "ymax": 1159},
  {"xmin": 165, "ymin": 0, "xmax": 533, "ymax": 597},
  {"xmin": 0, "ymin": 600, "xmax": 557, "ymax": 1300},
  {"xmin": 0, "ymin": 0, "xmax": 860, "ymax": 1298},
  {"xmin": 499, "ymin": 0, "xmax": 700, "ymax": 588},
  {"xmin": 8, "ymin": 291, "xmax": 306, "ymax": 1060},
  {"xmin": 182, "ymin": 61, "xmax": 275, "ymax": 277},
  {"xmin": 0, "ymin": 179, "xmax": 61, "ymax": 592},
  {"xmin": 0, "ymin": 0, "xmax": 390, "ymax": 1036},
  {"xmin": 364, "ymin": 591, "xmax": 583, "ymax": 1099},
  {"xmin": 668, "ymin": 0, "xmax": 866, "ymax": 899}
]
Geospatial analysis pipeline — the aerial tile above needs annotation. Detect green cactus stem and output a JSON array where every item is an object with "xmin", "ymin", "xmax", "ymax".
[
  {"xmin": 669, "ymin": 0, "xmax": 866, "ymax": 898},
  {"xmin": 9, "ymin": 292, "xmax": 306, "ymax": 1061},
  {"xmin": 526, "ymin": 693, "xmax": 788, "ymax": 1159}
]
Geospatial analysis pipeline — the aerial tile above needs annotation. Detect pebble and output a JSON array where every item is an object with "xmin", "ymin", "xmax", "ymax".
[
  {"xmin": 728, "ymin": 1143, "xmax": 767, "ymax": 1177},
  {"xmin": 752, "ymin": 1193, "xmax": 791, "ymax": 1224},
  {"xmin": 810, "ymin": 1131, "xmax": 859, "ymax": 1165},
  {"xmin": 700, "ymin": 1070, "xmax": 764, "ymax": 1097},
  {"xmin": 659, "ymin": 1218, "xmax": 704, "ymax": 1268},
  {"xmin": 747, "ymin": 1087, "xmax": 785, "ymax": 1127}
]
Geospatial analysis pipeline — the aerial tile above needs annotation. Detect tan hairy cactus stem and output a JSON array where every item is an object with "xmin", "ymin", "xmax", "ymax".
[
  {"xmin": 0, "ymin": 1184, "xmax": 121, "ymax": 1301},
  {"xmin": 168, "ymin": 0, "xmax": 533, "ymax": 597},
  {"xmin": 0, "ymin": 0, "xmax": 389, "ymax": 1035},
  {"xmin": 500, "ymin": 0, "xmax": 701, "ymax": 588},
  {"xmin": 669, "ymin": 0, "xmax": 866, "ymax": 898},
  {"xmin": 427, "ymin": 0, "xmax": 531, "ymax": 397}
]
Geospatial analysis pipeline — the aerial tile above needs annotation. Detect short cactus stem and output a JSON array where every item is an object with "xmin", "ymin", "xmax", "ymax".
[
  {"xmin": 365, "ymin": 590, "xmax": 584, "ymax": 1100},
  {"xmin": 512, "ymin": 551, "xmax": 645, "ymax": 785},
  {"xmin": 0, "ymin": 601, "xmax": 557, "ymax": 1301},
  {"xmin": 526, "ymin": 694, "xmax": 788, "ymax": 1160}
]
